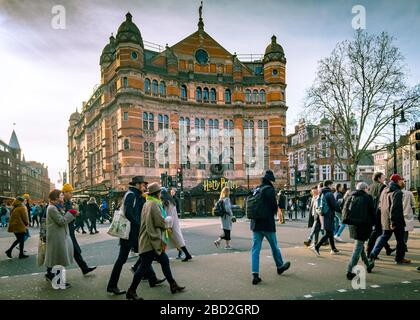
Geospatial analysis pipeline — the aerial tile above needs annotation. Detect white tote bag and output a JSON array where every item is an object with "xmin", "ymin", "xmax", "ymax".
[{"xmin": 107, "ymin": 191, "xmax": 134, "ymax": 240}]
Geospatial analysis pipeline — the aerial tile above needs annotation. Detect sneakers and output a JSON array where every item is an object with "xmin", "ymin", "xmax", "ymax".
[
  {"xmin": 330, "ymin": 249, "xmax": 340, "ymax": 255},
  {"xmin": 311, "ymin": 246, "xmax": 320, "ymax": 256},
  {"xmin": 303, "ymin": 240, "xmax": 311, "ymax": 247},
  {"xmin": 224, "ymin": 246, "xmax": 233, "ymax": 250},
  {"xmin": 346, "ymin": 272, "xmax": 356, "ymax": 280},
  {"xmin": 277, "ymin": 261, "xmax": 291, "ymax": 275},
  {"xmin": 334, "ymin": 236, "xmax": 344, "ymax": 243},
  {"xmin": 395, "ymin": 258, "xmax": 411, "ymax": 265}
]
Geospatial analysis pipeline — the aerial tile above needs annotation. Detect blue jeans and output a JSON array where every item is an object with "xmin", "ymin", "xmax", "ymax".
[
  {"xmin": 0, "ymin": 215, "xmax": 7, "ymax": 226},
  {"xmin": 335, "ymin": 223, "xmax": 347, "ymax": 237},
  {"xmin": 347, "ymin": 240, "xmax": 370, "ymax": 273},
  {"xmin": 308, "ymin": 219, "xmax": 321, "ymax": 244},
  {"xmin": 371, "ymin": 228, "xmax": 406, "ymax": 262},
  {"xmin": 251, "ymin": 231, "xmax": 284, "ymax": 274}
]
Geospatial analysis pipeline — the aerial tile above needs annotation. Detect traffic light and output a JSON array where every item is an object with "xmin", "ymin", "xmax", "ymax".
[
  {"xmin": 307, "ymin": 164, "xmax": 315, "ymax": 182},
  {"xmin": 160, "ymin": 172, "xmax": 168, "ymax": 187},
  {"xmin": 176, "ymin": 167, "xmax": 183, "ymax": 188},
  {"xmin": 295, "ymin": 171, "xmax": 301, "ymax": 184},
  {"xmin": 167, "ymin": 176, "xmax": 173, "ymax": 187},
  {"xmin": 415, "ymin": 122, "xmax": 420, "ymax": 161}
]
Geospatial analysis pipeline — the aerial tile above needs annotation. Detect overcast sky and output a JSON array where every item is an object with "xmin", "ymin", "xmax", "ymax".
[{"xmin": 0, "ymin": 0, "xmax": 419, "ymax": 187}]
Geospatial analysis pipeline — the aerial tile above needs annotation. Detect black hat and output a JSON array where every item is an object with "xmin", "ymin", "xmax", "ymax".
[
  {"xmin": 264, "ymin": 170, "xmax": 275, "ymax": 182},
  {"xmin": 130, "ymin": 176, "xmax": 148, "ymax": 185}
]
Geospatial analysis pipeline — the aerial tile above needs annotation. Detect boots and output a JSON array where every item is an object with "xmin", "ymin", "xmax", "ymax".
[
  {"xmin": 126, "ymin": 289, "xmax": 143, "ymax": 300},
  {"xmin": 170, "ymin": 281, "xmax": 185, "ymax": 294}
]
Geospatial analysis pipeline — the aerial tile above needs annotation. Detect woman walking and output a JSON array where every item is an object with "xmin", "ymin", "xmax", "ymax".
[
  {"xmin": 5, "ymin": 196, "xmax": 29, "ymax": 259},
  {"xmin": 213, "ymin": 187, "xmax": 234, "ymax": 250},
  {"xmin": 126, "ymin": 182, "xmax": 185, "ymax": 300},
  {"xmin": 44, "ymin": 190, "xmax": 78, "ymax": 289},
  {"xmin": 161, "ymin": 188, "xmax": 192, "ymax": 262},
  {"xmin": 86, "ymin": 197, "xmax": 100, "ymax": 234}
]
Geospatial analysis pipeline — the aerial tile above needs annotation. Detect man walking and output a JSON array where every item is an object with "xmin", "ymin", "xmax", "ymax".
[
  {"xmin": 345, "ymin": 182, "xmax": 375, "ymax": 280},
  {"xmin": 311, "ymin": 180, "xmax": 341, "ymax": 256},
  {"xmin": 369, "ymin": 174, "xmax": 411, "ymax": 264},
  {"xmin": 62, "ymin": 183, "xmax": 97, "ymax": 275},
  {"xmin": 367, "ymin": 172, "xmax": 395, "ymax": 257},
  {"xmin": 107, "ymin": 176, "xmax": 164, "ymax": 295},
  {"xmin": 250, "ymin": 170, "xmax": 291, "ymax": 285}
]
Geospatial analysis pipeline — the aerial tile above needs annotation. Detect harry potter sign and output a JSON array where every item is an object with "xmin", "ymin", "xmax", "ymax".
[{"xmin": 203, "ymin": 178, "xmax": 239, "ymax": 192}]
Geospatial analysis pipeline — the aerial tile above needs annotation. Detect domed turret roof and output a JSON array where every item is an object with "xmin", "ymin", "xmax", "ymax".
[
  {"xmin": 100, "ymin": 35, "xmax": 116, "ymax": 65},
  {"xmin": 70, "ymin": 110, "xmax": 80, "ymax": 122},
  {"xmin": 115, "ymin": 12, "xmax": 144, "ymax": 47},
  {"xmin": 263, "ymin": 35, "xmax": 286, "ymax": 63},
  {"xmin": 320, "ymin": 116, "xmax": 330, "ymax": 125}
]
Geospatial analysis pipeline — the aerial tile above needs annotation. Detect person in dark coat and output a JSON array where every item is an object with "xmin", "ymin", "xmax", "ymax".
[
  {"xmin": 346, "ymin": 182, "xmax": 375, "ymax": 280},
  {"xmin": 62, "ymin": 184, "xmax": 97, "ymax": 276},
  {"xmin": 370, "ymin": 174, "xmax": 411, "ymax": 264},
  {"xmin": 366, "ymin": 172, "xmax": 395, "ymax": 257},
  {"xmin": 277, "ymin": 190, "xmax": 286, "ymax": 224},
  {"xmin": 107, "ymin": 176, "xmax": 164, "ymax": 295},
  {"xmin": 86, "ymin": 197, "xmax": 100, "ymax": 234},
  {"xmin": 250, "ymin": 170, "xmax": 291, "ymax": 285},
  {"xmin": 311, "ymin": 180, "xmax": 341, "ymax": 256},
  {"xmin": 75, "ymin": 200, "xmax": 87, "ymax": 234}
]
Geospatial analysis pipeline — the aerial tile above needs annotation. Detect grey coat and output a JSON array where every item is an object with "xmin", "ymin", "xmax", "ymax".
[
  {"xmin": 44, "ymin": 205, "xmax": 75, "ymax": 268},
  {"xmin": 220, "ymin": 198, "xmax": 233, "ymax": 230}
]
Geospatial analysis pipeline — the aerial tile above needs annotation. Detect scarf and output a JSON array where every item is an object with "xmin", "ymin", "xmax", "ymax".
[{"xmin": 146, "ymin": 195, "xmax": 169, "ymax": 244}]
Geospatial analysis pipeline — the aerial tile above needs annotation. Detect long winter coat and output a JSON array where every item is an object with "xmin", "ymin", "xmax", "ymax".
[
  {"xmin": 347, "ymin": 190, "xmax": 376, "ymax": 241},
  {"xmin": 319, "ymin": 187, "xmax": 341, "ymax": 232},
  {"xmin": 250, "ymin": 178, "xmax": 277, "ymax": 233},
  {"xmin": 402, "ymin": 190, "xmax": 415, "ymax": 232},
  {"xmin": 380, "ymin": 182, "xmax": 405, "ymax": 231},
  {"xmin": 220, "ymin": 197, "xmax": 233, "ymax": 231},
  {"xmin": 44, "ymin": 205, "xmax": 75, "ymax": 267},
  {"xmin": 138, "ymin": 200, "xmax": 166, "ymax": 255},
  {"xmin": 86, "ymin": 203, "xmax": 100, "ymax": 221},
  {"xmin": 8, "ymin": 200, "xmax": 29, "ymax": 234},
  {"xmin": 164, "ymin": 202, "xmax": 185, "ymax": 248}
]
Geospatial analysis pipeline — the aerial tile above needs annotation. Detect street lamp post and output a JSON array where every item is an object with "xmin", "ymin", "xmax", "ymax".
[{"xmin": 392, "ymin": 104, "xmax": 407, "ymax": 174}]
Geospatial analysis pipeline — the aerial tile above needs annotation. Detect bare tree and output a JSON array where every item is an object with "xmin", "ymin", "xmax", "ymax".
[{"xmin": 304, "ymin": 30, "xmax": 420, "ymax": 188}]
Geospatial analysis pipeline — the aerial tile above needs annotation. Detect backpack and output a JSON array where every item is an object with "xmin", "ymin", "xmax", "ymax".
[
  {"xmin": 246, "ymin": 185, "xmax": 270, "ymax": 219},
  {"xmin": 213, "ymin": 199, "xmax": 226, "ymax": 217},
  {"xmin": 316, "ymin": 193, "xmax": 330, "ymax": 216},
  {"xmin": 342, "ymin": 194, "xmax": 369, "ymax": 225}
]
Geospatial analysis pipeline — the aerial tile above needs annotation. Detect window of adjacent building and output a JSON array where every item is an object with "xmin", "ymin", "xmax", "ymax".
[
  {"xmin": 264, "ymin": 146, "xmax": 269, "ymax": 170},
  {"xmin": 259, "ymin": 90, "xmax": 266, "ymax": 103},
  {"xmin": 319, "ymin": 165, "xmax": 331, "ymax": 181},
  {"xmin": 123, "ymin": 77, "xmax": 128, "ymax": 88},
  {"xmin": 152, "ymin": 80, "xmax": 159, "ymax": 96},
  {"xmin": 253, "ymin": 89, "xmax": 259, "ymax": 103},
  {"xmin": 160, "ymin": 81, "xmax": 166, "ymax": 97},
  {"xmin": 143, "ymin": 112, "xmax": 154, "ymax": 131},
  {"xmin": 181, "ymin": 85, "xmax": 187, "ymax": 100},
  {"xmin": 196, "ymin": 87, "xmax": 202, "ymax": 102},
  {"xmin": 123, "ymin": 139, "xmax": 130, "ymax": 150},
  {"xmin": 203, "ymin": 87, "xmax": 209, "ymax": 102},
  {"xmin": 225, "ymin": 89, "xmax": 231, "ymax": 104},
  {"xmin": 144, "ymin": 142, "xmax": 155, "ymax": 168},
  {"xmin": 123, "ymin": 112, "xmax": 129, "ymax": 121},
  {"xmin": 334, "ymin": 164, "xmax": 346, "ymax": 181},
  {"xmin": 144, "ymin": 78, "xmax": 151, "ymax": 94},
  {"xmin": 210, "ymin": 88, "xmax": 217, "ymax": 103},
  {"xmin": 245, "ymin": 89, "xmax": 252, "ymax": 103}
]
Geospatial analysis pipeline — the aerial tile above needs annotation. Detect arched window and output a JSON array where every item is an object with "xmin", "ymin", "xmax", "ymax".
[
  {"xmin": 160, "ymin": 81, "xmax": 166, "ymax": 97},
  {"xmin": 253, "ymin": 89, "xmax": 258, "ymax": 103},
  {"xmin": 181, "ymin": 85, "xmax": 187, "ymax": 100},
  {"xmin": 203, "ymin": 87, "xmax": 209, "ymax": 102},
  {"xmin": 263, "ymin": 120, "xmax": 268, "ymax": 138},
  {"xmin": 144, "ymin": 78, "xmax": 151, "ymax": 94},
  {"xmin": 258, "ymin": 120, "xmax": 263, "ymax": 128},
  {"xmin": 225, "ymin": 89, "xmax": 231, "ymax": 104},
  {"xmin": 200, "ymin": 118, "xmax": 205, "ymax": 129},
  {"xmin": 210, "ymin": 88, "xmax": 217, "ymax": 103},
  {"xmin": 149, "ymin": 113, "xmax": 154, "ymax": 130},
  {"xmin": 224, "ymin": 119, "xmax": 228, "ymax": 129},
  {"xmin": 259, "ymin": 89, "xmax": 266, "ymax": 103},
  {"xmin": 214, "ymin": 119, "xmax": 219, "ymax": 129},
  {"xmin": 245, "ymin": 89, "xmax": 252, "ymax": 103},
  {"xmin": 123, "ymin": 77, "xmax": 128, "ymax": 88},
  {"xmin": 249, "ymin": 120, "xmax": 254, "ymax": 129},
  {"xmin": 186, "ymin": 117, "xmax": 190, "ymax": 133},
  {"xmin": 158, "ymin": 114, "xmax": 163, "ymax": 130},
  {"xmin": 143, "ymin": 112, "xmax": 148, "ymax": 129},
  {"xmin": 152, "ymin": 80, "xmax": 159, "ymax": 96},
  {"xmin": 229, "ymin": 120, "xmax": 234, "ymax": 130},
  {"xmin": 144, "ymin": 142, "xmax": 149, "ymax": 167},
  {"xmin": 209, "ymin": 119, "xmax": 213, "ymax": 128},
  {"xmin": 124, "ymin": 139, "xmax": 130, "ymax": 150},
  {"xmin": 196, "ymin": 87, "xmax": 202, "ymax": 102}
]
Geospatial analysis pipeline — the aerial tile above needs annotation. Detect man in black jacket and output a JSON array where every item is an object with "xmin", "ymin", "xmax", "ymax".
[
  {"xmin": 345, "ymin": 182, "xmax": 375, "ymax": 280},
  {"xmin": 250, "ymin": 170, "xmax": 291, "ymax": 285},
  {"xmin": 107, "ymin": 176, "xmax": 164, "ymax": 295},
  {"xmin": 366, "ymin": 172, "xmax": 395, "ymax": 257},
  {"xmin": 62, "ymin": 184, "xmax": 96, "ymax": 276},
  {"xmin": 370, "ymin": 174, "xmax": 411, "ymax": 264}
]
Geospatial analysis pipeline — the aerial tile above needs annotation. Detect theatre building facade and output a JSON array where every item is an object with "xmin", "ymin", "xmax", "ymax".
[{"xmin": 68, "ymin": 10, "xmax": 289, "ymax": 213}]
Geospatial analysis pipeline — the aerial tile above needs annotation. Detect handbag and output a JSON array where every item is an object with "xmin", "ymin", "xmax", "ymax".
[{"xmin": 107, "ymin": 191, "xmax": 134, "ymax": 240}]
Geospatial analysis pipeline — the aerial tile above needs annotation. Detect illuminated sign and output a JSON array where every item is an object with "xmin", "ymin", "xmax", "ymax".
[{"xmin": 203, "ymin": 178, "xmax": 239, "ymax": 192}]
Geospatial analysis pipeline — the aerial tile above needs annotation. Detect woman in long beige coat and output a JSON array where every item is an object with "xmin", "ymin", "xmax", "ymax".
[{"xmin": 44, "ymin": 189, "xmax": 76, "ymax": 288}]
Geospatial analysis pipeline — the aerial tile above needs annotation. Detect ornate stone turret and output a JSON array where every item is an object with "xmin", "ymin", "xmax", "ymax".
[
  {"xmin": 115, "ymin": 12, "xmax": 144, "ymax": 47},
  {"xmin": 263, "ymin": 35, "xmax": 286, "ymax": 64},
  {"xmin": 198, "ymin": 1, "xmax": 204, "ymax": 32},
  {"xmin": 165, "ymin": 44, "xmax": 178, "ymax": 75}
]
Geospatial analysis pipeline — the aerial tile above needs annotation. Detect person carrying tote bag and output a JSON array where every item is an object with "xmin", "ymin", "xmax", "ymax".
[{"xmin": 107, "ymin": 192, "xmax": 133, "ymax": 240}]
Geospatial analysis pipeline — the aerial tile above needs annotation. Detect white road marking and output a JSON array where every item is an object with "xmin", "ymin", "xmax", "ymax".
[
  {"xmin": 370, "ymin": 285, "xmax": 380, "ymax": 288},
  {"xmin": 401, "ymin": 281, "xmax": 411, "ymax": 284},
  {"xmin": 307, "ymin": 263, "xmax": 316, "ymax": 266},
  {"xmin": 31, "ymin": 273, "xmax": 39, "ymax": 276},
  {"xmin": 304, "ymin": 295, "xmax": 313, "ymax": 298},
  {"xmin": 337, "ymin": 289, "xmax": 347, "ymax": 293},
  {"xmin": 1, "ymin": 276, "xmax": 9, "ymax": 279},
  {"xmin": 212, "ymin": 253, "xmax": 218, "ymax": 256},
  {"xmin": 266, "ymin": 256, "xmax": 272, "ymax": 258}
]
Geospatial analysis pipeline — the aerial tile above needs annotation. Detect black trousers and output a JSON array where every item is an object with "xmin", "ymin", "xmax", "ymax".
[
  {"xmin": 8, "ymin": 232, "xmax": 25, "ymax": 255},
  {"xmin": 315, "ymin": 230, "xmax": 336, "ymax": 251},
  {"xmin": 107, "ymin": 240, "xmax": 156, "ymax": 290},
  {"xmin": 89, "ymin": 217, "xmax": 97, "ymax": 233},
  {"xmin": 129, "ymin": 250, "xmax": 174, "ymax": 292},
  {"xmin": 32, "ymin": 215, "xmax": 39, "ymax": 227}
]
